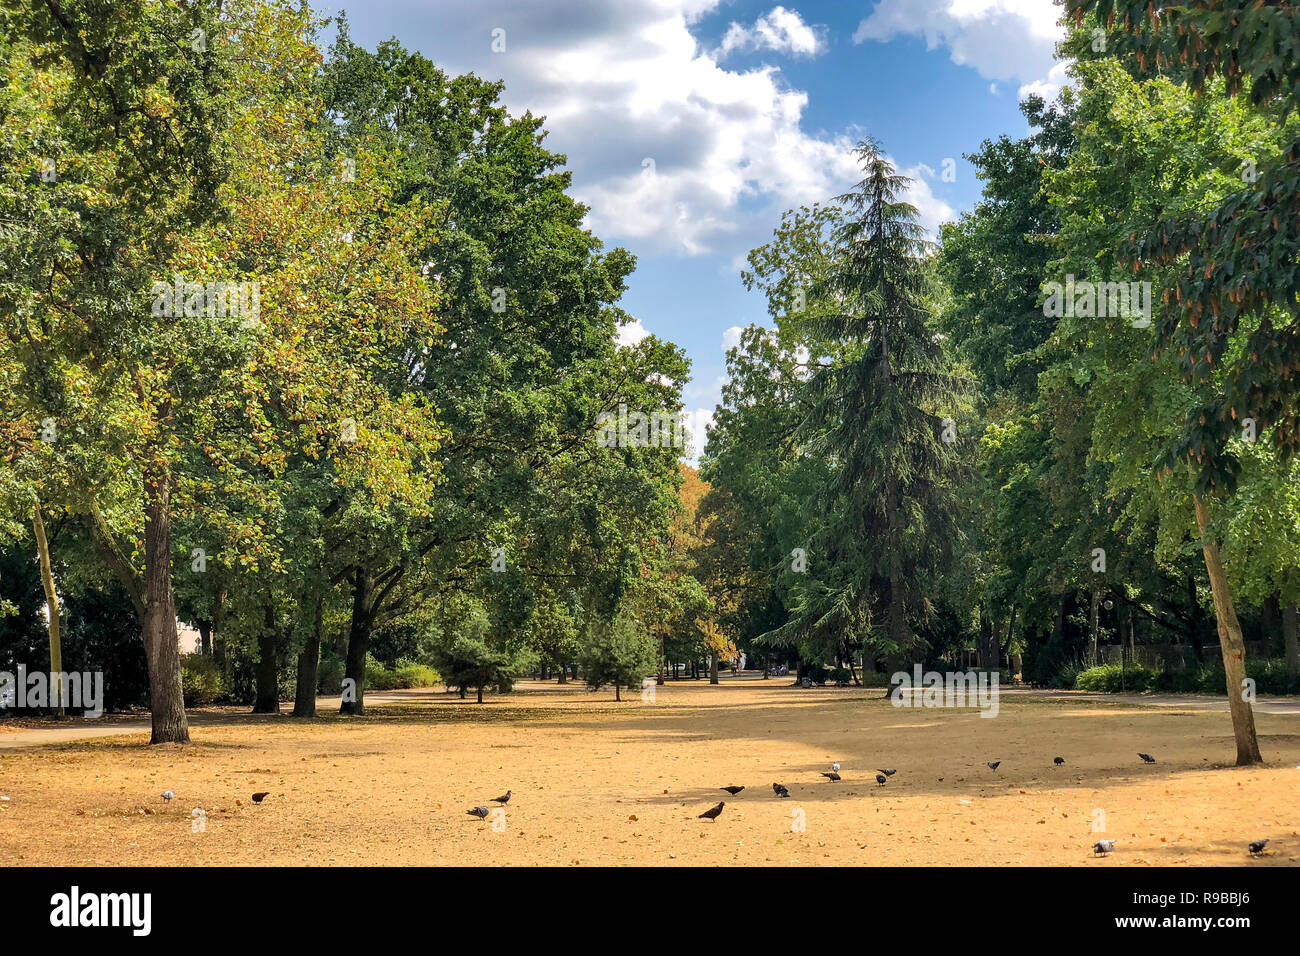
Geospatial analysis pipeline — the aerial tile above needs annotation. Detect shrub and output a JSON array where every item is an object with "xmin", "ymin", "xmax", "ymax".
[
  {"xmin": 364, "ymin": 654, "xmax": 441, "ymax": 691},
  {"xmin": 1073, "ymin": 662, "xmax": 1158, "ymax": 692},
  {"xmin": 180, "ymin": 653, "xmax": 227, "ymax": 707},
  {"xmin": 828, "ymin": 667, "xmax": 852, "ymax": 686}
]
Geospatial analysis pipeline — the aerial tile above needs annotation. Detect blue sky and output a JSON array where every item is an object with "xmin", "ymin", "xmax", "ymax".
[{"xmin": 326, "ymin": 1, "xmax": 1071, "ymax": 457}]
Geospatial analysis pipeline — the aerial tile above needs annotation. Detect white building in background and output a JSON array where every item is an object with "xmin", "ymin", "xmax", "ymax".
[{"xmin": 177, "ymin": 621, "xmax": 202, "ymax": 654}]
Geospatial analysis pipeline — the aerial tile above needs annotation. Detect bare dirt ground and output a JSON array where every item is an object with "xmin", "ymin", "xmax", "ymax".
[{"xmin": 1, "ymin": 677, "xmax": 1296, "ymax": 866}]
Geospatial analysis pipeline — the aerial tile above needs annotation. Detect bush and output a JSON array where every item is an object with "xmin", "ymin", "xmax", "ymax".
[
  {"xmin": 798, "ymin": 663, "xmax": 829, "ymax": 686},
  {"xmin": 180, "ymin": 653, "xmax": 227, "ymax": 707},
  {"xmin": 1075, "ymin": 657, "xmax": 1299, "ymax": 695},
  {"xmin": 1073, "ymin": 662, "xmax": 1158, "ymax": 692},
  {"xmin": 827, "ymin": 667, "xmax": 852, "ymax": 686},
  {"xmin": 364, "ymin": 654, "xmax": 441, "ymax": 691}
]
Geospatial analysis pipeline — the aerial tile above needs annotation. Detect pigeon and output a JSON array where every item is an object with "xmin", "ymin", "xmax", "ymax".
[
  {"xmin": 772, "ymin": 783, "xmax": 790, "ymax": 798},
  {"xmin": 1093, "ymin": 840, "xmax": 1115, "ymax": 856},
  {"xmin": 491, "ymin": 791, "xmax": 511, "ymax": 804},
  {"xmin": 467, "ymin": 805, "xmax": 490, "ymax": 819},
  {"xmin": 876, "ymin": 768, "xmax": 897, "ymax": 777},
  {"xmin": 875, "ymin": 774, "xmax": 887, "ymax": 786},
  {"xmin": 987, "ymin": 761, "xmax": 1000, "ymax": 771},
  {"xmin": 1138, "ymin": 753, "xmax": 1156, "ymax": 763},
  {"xmin": 831, "ymin": 762, "xmax": 840, "ymax": 772},
  {"xmin": 161, "ymin": 790, "xmax": 174, "ymax": 803},
  {"xmin": 698, "ymin": 801, "xmax": 725, "ymax": 821},
  {"xmin": 251, "ymin": 792, "xmax": 270, "ymax": 803},
  {"xmin": 1248, "ymin": 839, "xmax": 1268, "ymax": 856},
  {"xmin": 720, "ymin": 786, "xmax": 745, "ymax": 795},
  {"xmin": 821, "ymin": 771, "xmax": 841, "ymax": 782}
]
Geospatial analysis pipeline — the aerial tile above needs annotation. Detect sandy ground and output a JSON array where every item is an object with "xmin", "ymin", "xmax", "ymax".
[{"xmin": 0, "ymin": 677, "xmax": 1297, "ymax": 866}]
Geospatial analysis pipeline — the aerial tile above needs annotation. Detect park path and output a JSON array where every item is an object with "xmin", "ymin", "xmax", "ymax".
[{"xmin": 1, "ymin": 685, "xmax": 1298, "ymax": 749}]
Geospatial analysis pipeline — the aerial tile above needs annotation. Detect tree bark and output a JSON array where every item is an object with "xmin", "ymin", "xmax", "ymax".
[
  {"xmin": 709, "ymin": 650, "xmax": 719, "ymax": 685},
  {"xmin": 476, "ymin": 684, "xmax": 483, "ymax": 704},
  {"xmin": 1283, "ymin": 602, "xmax": 1299, "ymax": 679},
  {"xmin": 32, "ymin": 501, "xmax": 64, "ymax": 717},
  {"xmin": 142, "ymin": 470, "xmax": 190, "ymax": 744},
  {"xmin": 1193, "ymin": 495, "xmax": 1262, "ymax": 765},
  {"xmin": 340, "ymin": 570, "xmax": 372, "ymax": 716},
  {"xmin": 293, "ymin": 596, "xmax": 324, "ymax": 717},
  {"xmin": 253, "ymin": 609, "xmax": 279, "ymax": 714}
]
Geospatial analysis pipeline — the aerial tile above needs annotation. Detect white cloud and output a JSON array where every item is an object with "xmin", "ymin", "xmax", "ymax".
[
  {"xmin": 616, "ymin": 317, "xmax": 650, "ymax": 348},
  {"xmin": 853, "ymin": 0, "xmax": 1065, "ymax": 95},
  {"xmin": 1017, "ymin": 60, "xmax": 1071, "ymax": 101},
  {"xmin": 681, "ymin": 407, "xmax": 714, "ymax": 461},
  {"xmin": 718, "ymin": 6, "xmax": 825, "ymax": 59},
  {"xmin": 721, "ymin": 325, "xmax": 744, "ymax": 350},
  {"xmin": 368, "ymin": 1, "xmax": 948, "ymax": 258}
]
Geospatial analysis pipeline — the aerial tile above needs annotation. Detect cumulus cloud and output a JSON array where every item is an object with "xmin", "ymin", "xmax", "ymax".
[
  {"xmin": 853, "ymin": 0, "xmax": 1065, "ymax": 95},
  {"xmin": 616, "ymin": 317, "xmax": 651, "ymax": 349},
  {"xmin": 358, "ymin": 1, "xmax": 946, "ymax": 258},
  {"xmin": 718, "ymin": 6, "xmax": 825, "ymax": 59},
  {"xmin": 721, "ymin": 325, "xmax": 745, "ymax": 350}
]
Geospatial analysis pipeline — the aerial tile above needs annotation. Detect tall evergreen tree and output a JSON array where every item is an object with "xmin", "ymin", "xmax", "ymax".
[{"xmin": 774, "ymin": 140, "xmax": 964, "ymax": 662}]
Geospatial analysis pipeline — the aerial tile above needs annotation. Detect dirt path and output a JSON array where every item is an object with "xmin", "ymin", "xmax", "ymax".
[{"xmin": 1, "ymin": 678, "xmax": 1296, "ymax": 866}]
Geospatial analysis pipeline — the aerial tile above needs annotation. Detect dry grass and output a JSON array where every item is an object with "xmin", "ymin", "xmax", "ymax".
[{"xmin": 0, "ymin": 678, "xmax": 1296, "ymax": 866}]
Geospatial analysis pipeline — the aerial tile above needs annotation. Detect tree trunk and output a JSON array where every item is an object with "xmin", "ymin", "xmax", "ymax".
[
  {"xmin": 253, "ymin": 616, "xmax": 279, "ymax": 714},
  {"xmin": 886, "ymin": 478, "xmax": 907, "ymax": 650},
  {"xmin": 32, "ymin": 501, "xmax": 64, "ymax": 718},
  {"xmin": 557, "ymin": 665, "xmax": 567, "ymax": 685},
  {"xmin": 1193, "ymin": 495, "xmax": 1262, "ymax": 765},
  {"xmin": 340, "ymin": 570, "xmax": 372, "ymax": 716},
  {"xmin": 1283, "ymin": 602, "xmax": 1299, "ymax": 679},
  {"xmin": 1089, "ymin": 590, "xmax": 1100, "ymax": 666},
  {"xmin": 709, "ymin": 650, "xmax": 719, "ymax": 685},
  {"xmin": 196, "ymin": 619, "xmax": 212, "ymax": 656},
  {"xmin": 615, "ymin": 683, "xmax": 621, "ymax": 702},
  {"xmin": 1186, "ymin": 574, "xmax": 1207, "ymax": 663},
  {"xmin": 657, "ymin": 637, "xmax": 665, "ymax": 685},
  {"xmin": 476, "ymin": 684, "xmax": 483, "ymax": 704},
  {"xmin": 293, "ymin": 596, "xmax": 323, "ymax": 717},
  {"xmin": 142, "ymin": 470, "xmax": 190, "ymax": 744}
]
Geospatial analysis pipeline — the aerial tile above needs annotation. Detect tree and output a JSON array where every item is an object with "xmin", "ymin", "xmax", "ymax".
[
  {"xmin": 780, "ymin": 139, "xmax": 965, "ymax": 663},
  {"xmin": 579, "ymin": 614, "xmax": 656, "ymax": 701},
  {"xmin": 1061, "ymin": 2, "xmax": 1300, "ymax": 763}
]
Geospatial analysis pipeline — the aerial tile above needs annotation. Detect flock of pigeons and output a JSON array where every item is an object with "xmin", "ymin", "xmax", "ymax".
[
  {"xmin": 156, "ymin": 749, "xmax": 1271, "ymax": 860},
  {"xmin": 680, "ymin": 752, "xmax": 1269, "ymax": 859}
]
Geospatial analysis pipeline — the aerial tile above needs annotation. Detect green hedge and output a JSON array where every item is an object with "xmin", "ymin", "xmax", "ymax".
[
  {"xmin": 180, "ymin": 653, "xmax": 227, "ymax": 707},
  {"xmin": 1074, "ymin": 658, "xmax": 1299, "ymax": 695},
  {"xmin": 364, "ymin": 654, "xmax": 441, "ymax": 691}
]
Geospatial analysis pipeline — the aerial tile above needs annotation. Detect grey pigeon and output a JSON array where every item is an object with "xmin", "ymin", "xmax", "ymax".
[
  {"xmin": 720, "ymin": 786, "xmax": 744, "ymax": 795},
  {"xmin": 698, "ymin": 801, "xmax": 725, "ymax": 821},
  {"xmin": 161, "ymin": 790, "xmax": 175, "ymax": 803},
  {"xmin": 1093, "ymin": 840, "xmax": 1115, "ymax": 856},
  {"xmin": 875, "ymin": 774, "xmax": 887, "ymax": 786},
  {"xmin": 831, "ymin": 762, "xmax": 840, "ymax": 772},
  {"xmin": 987, "ymin": 761, "xmax": 1000, "ymax": 771},
  {"xmin": 1248, "ymin": 839, "xmax": 1268, "ymax": 856},
  {"xmin": 821, "ymin": 771, "xmax": 841, "ymax": 782},
  {"xmin": 1053, "ymin": 757, "xmax": 1065, "ymax": 766},
  {"xmin": 1138, "ymin": 753, "xmax": 1156, "ymax": 763},
  {"xmin": 772, "ymin": 783, "xmax": 789, "ymax": 798},
  {"xmin": 467, "ymin": 805, "xmax": 490, "ymax": 819},
  {"xmin": 876, "ymin": 768, "xmax": 897, "ymax": 777},
  {"xmin": 491, "ymin": 791, "xmax": 511, "ymax": 804}
]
